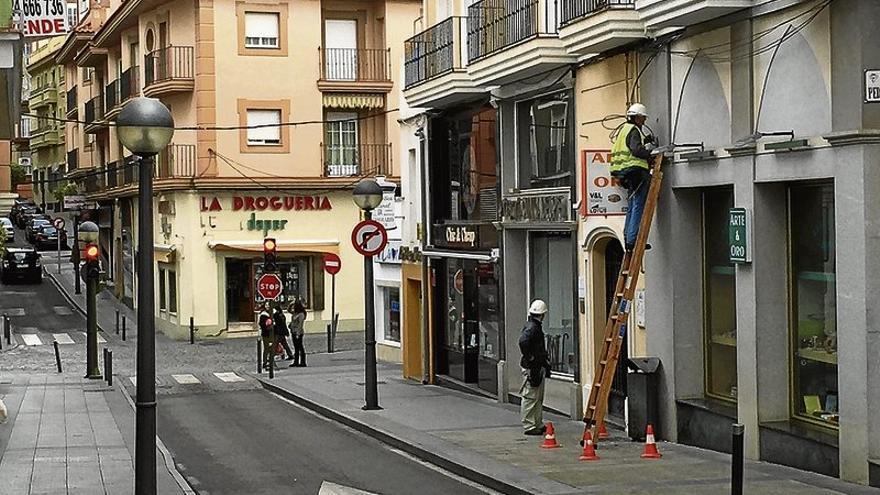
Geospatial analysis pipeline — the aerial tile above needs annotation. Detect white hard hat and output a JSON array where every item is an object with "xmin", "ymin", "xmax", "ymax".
[
  {"xmin": 529, "ymin": 299, "xmax": 548, "ymax": 315},
  {"xmin": 627, "ymin": 103, "xmax": 648, "ymax": 118}
]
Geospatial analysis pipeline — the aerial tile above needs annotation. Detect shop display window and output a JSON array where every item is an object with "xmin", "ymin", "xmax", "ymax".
[
  {"xmin": 383, "ymin": 287, "xmax": 401, "ymax": 343},
  {"xmin": 789, "ymin": 182, "xmax": 838, "ymax": 427},
  {"xmin": 254, "ymin": 257, "xmax": 323, "ymax": 309},
  {"xmin": 445, "ymin": 260, "xmax": 466, "ymax": 352},
  {"xmin": 528, "ymin": 231, "xmax": 576, "ymax": 375},
  {"xmin": 477, "ymin": 263, "xmax": 500, "ymax": 361},
  {"xmin": 516, "ymin": 91, "xmax": 573, "ymax": 190},
  {"xmin": 703, "ymin": 188, "xmax": 738, "ymax": 401}
]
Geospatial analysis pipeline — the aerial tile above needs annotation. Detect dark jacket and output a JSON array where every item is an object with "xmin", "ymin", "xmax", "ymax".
[
  {"xmin": 258, "ymin": 311, "xmax": 273, "ymax": 338},
  {"xmin": 519, "ymin": 316, "xmax": 550, "ymax": 385},
  {"xmin": 273, "ymin": 310, "xmax": 289, "ymax": 336},
  {"xmin": 625, "ymin": 124, "xmax": 653, "ymax": 161}
]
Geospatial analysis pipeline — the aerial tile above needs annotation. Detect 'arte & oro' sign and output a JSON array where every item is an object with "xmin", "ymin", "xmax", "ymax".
[{"xmin": 200, "ymin": 195, "xmax": 333, "ymax": 236}]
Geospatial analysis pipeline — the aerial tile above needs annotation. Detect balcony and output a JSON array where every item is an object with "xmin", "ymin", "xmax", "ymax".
[
  {"xmin": 403, "ymin": 17, "xmax": 483, "ymax": 108},
  {"xmin": 318, "ymin": 47, "xmax": 393, "ymax": 93},
  {"xmin": 321, "ymin": 143, "xmax": 392, "ymax": 177},
  {"xmin": 144, "ymin": 46, "xmax": 195, "ymax": 98},
  {"xmin": 119, "ymin": 66, "xmax": 140, "ymax": 103},
  {"xmin": 66, "ymin": 149, "xmax": 78, "ymax": 174},
  {"xmin": 106, "ymin": 161, "xmax": 119, "ymax": 189},
  {"xmin": 66, "ymin": 87, "xmax": 77, "ymax": 117},
  {"xmin": 637, "ymin": 0, "xmax": 753, "ymax": 29},
  {"xmin": 558, "ymin": 0, "xmax": 644, "ymax": 55},
  {"xmin": 30, "ymin": 125, "xmax": 62, "ymax": 149},
  {"xmin": 29, "ymin": 85, "xmax": 57, "ymax": 109},
  {"xmin": 84, "ymin": 95, "xmax": 106, "ymax": 133},
  {"xmin": 156, "ymin": 144, "xmax": 196, "ymax": 179},
  {"xmin": 466, "ymin": 0, "xmax": 576, "ymax": 87},
  {"xmin": 104, "ymin": 80, "xmax": 120, "ymax": 118}
]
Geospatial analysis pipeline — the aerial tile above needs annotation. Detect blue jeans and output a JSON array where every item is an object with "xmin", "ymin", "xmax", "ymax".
[{"xmin": 623, "ymin": 167, "xmax": 651, "ymax": 249}]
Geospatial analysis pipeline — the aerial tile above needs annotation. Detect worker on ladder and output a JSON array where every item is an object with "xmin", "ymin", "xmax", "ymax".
[{"xmin": 611, "ymin": 103, "xmax": 656, "ymax": 252}]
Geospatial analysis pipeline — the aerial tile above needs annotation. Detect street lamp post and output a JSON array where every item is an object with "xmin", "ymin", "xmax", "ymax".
[
  {"xmin": 78, "ymin": 220, "xmax": 101, "ymax": 379},
  {"xmin": 352, "ymin": 179, "xmax": 384, "ymax": 411},
  {"xmin": 117, "ymin": 97, "xmax": 174, "ymax": 495}
]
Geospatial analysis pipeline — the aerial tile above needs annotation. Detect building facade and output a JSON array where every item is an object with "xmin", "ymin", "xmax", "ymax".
[
  {"xmin": 27, "ymin": 37, "xmax": 67, "ymax": 210},
  {"xmin": 55, "ymin": 0, "xmax": 420, "ymax": 338}
]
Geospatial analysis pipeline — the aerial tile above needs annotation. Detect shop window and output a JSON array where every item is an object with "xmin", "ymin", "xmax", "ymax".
[
  {"xmin": 246, "ymin": 109, "xmax": 282, "ymax": 146},
  {"xmin": 168, "ymin": 269, "xmax": 177, "ymax": 314},
  {"xmin": 789, "ymin": 182, "xmax": 837, "ymax": 427},
  {"xmin": 254, "ymin": 257, "xmax": 324, "ymax": 310},
  {"xmin": 244, "ymin": 12, "xmax": 280, "ymax": 48},
  {"xmin": 516, "ymin": 91, "xmax": 573, "ymax": 190},
  {"xmin": 383, "ymin": 287, "xmax": 401, "ymax": 343},
  {"xmin": 703, "ymin": 188, "xmax": 737, "ymax": 401},
  {"xmin": 158, "ymin": 267, "xmax": 167, "ymax": 311},
  {"xmin": 529, "ymin": 231, "xmax": 576, "ymax": 375}
]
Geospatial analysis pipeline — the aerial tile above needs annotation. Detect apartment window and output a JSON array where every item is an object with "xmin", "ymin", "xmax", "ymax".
[
  {"xmin": 246, "ymin": 109, "xmax": 282, "ymax": 146},
  {"xmin": 67, "ymin": 4, "xmax": 78, "ymax": 28},
  {"xmin": 325, "ymin": 112, "xmax": 359, "ymax": 176},
  {"xmin": 168, "ymin": 269, "xmax": 177, "ymax": 314},
  {"xmin": 245, "ymin": 12, "xmax": 280, "ymax": 48},
  {"xmin": 382, "ymin": 287, "xmax": 401, "ymax": 343},
  {"xmin": 789, "ymin": 182, "xmax": 837, "ymax": 427},
  {"xmin": 159, "ymin": 267, "xmax": 167, "ymax": 311},
  {"xmin": 516, "ymin": 91, "xmax": 573, "ymax": 190},
  {"xmin": 703, "ymin": 188, "xmax": 737, "ymax": 401}
]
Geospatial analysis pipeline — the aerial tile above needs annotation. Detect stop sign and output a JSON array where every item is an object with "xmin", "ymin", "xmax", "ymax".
[
  {"xmin": 323, "ymin": 253, "xmax": 342, "ymax": 275},
  {"xmin": 257, "ymin": 273, "xmax": 283, "ymax": 301}
]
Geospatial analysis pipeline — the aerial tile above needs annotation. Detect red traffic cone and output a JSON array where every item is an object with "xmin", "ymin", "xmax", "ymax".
[
  {"xmin": 579, "ymin": 430, "xmax": 600, "ymax": 461},
  {"xmin": 598, "ymin": 421, "xmax": 610, "ymax": 439},
  {"xmin": 540, "ymin": 422, "xmax": 562, "ymax": 449},
  {"xmin": 640, "ymin": 424, "xmax": 662, "ymax": 459}
]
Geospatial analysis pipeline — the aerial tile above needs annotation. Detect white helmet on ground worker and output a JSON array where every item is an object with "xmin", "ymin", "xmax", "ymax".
[
  {"xmin": 528, "ymin": 299, "xmax": 548, "ymax": 315},
  {"xmin": 627, "ymin": 103, "xmax": 648, "ymax": 118}
]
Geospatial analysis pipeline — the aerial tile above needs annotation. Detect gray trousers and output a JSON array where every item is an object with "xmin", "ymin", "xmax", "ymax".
[{"xmin": 520, "ymin": 368, "xmax": 545, "ymax": 431}]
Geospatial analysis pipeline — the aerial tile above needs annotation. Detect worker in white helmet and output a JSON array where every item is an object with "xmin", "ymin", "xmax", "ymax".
[
  {"xmin": 519, "ymin": 299, "xmax": 551, "ymax": 435},
  {"xmin": 611, "ymin": 103, "xmax": 656, "ymax": 251}
]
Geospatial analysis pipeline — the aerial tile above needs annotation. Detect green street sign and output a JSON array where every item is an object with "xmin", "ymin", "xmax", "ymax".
[{"xmin": 729, "ymin": 208, "xmax": 751, "ymax": 263}]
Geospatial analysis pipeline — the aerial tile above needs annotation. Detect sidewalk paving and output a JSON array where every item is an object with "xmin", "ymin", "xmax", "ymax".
[
  {"xmin": 258, "ymin": 352, "xmax": 880, "ymax": 495},
  {"xmin": 0, "ymin": 373, "xmax": 188, "ymax": 495}
]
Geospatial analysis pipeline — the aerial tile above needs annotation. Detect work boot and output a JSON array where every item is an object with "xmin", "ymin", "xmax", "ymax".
[
  {"xmin": 625, "ymin": 243, "xmax": 652, "ymax": 252},
  {"xmin": 524, "ymin": 425, "xmax": 547, "ymax": 436}
]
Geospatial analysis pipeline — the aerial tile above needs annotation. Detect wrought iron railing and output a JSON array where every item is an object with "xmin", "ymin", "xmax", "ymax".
[
  {"xmin": 66, "ymin": 86, "xmax": 77, "ymax": 115},
  {"xmin": 468, "ymin": 0, "xmax": 560, "ymax": 62},
  {"xmin": 144, "ymin": 46, "xmax": 195, "ymax": 86},
  {"xmin": 104, "ymin": 80, "xmax": 118, "ymax": 112},
  {"xmin": 321, "ymin": 143, "xmax": 392, "ymax": 177},
  {"xmin": 319, "ymin": 47, "xmax": 391, "ymax": 82},
  {"xmin": 156, "ymin": 144, "xmax": 196, "ymax": 179},
  {"xmin": 67, "ymin": 149, "xmax": 78, "ymax": 173},
  {"xmin": 84, "ymin": 95, "xmax": 104, "ymax": 125},
  {"xmin": 405, "ymin": 17, "xmax": 468, "ymax": 89},
  {"xmin": 107, "ymin": 161, "xmax": 119, "ymax": 188},
  {"xmin": 560, "ymin": 0, "xmax": 634, "ymax": 26},
  {"xmin": 123, "ymin": 156, "xmax": 139, "ymax": 185},
  {"xmin": 120, "ymin": 66, "xmax": 139, "ymax": 101}
]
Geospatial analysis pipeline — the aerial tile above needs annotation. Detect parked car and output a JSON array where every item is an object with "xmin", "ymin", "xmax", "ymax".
[
  {"xmin": 0, "ymin": 246, "xmax": 41, "ymax": 284},
  {"xmin": 33, "ymin": 226, "xmax": 68, "ymax": 250},
  {"xmin": 25, "ymin": 218, "xmax": 51, "ymax": 243},
  {"xmin": 10, "ymin": 200, "xmax": 36, "ymax": 226},
  {"xmin": 17, "ymin": 209, "xmax": 46, "ymax": 230},
  {"xmin": 14, "ymin": 206, "xmax": 38, "ymax": 228},
  {"xmin": 0, "ymin": 217, "xmax": 14, "ymax": 243}
]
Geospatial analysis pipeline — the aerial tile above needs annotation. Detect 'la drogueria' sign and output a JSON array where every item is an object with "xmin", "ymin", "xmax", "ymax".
[{"xmin": 200, "ymin": 195, "xmax": 332, "ymax": 212}]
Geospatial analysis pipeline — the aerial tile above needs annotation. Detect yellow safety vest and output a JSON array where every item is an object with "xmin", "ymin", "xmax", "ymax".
[{"xmin": 610, "ymin": 123, "xmax": 649, "ymax": 174}]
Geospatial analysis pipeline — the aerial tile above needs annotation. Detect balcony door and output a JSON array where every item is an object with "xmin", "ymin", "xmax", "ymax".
[
  {"xmin": 324, "ymin": 19, "xmax": 358, "ymax": 80},
  {"xmin": 325, "ymin": 112, "xmax": 359, "ymax": 176}
]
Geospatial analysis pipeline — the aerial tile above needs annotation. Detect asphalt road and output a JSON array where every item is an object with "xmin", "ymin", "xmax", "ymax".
[{"xmin": 156, "ymin": 388, "xmax": 488, "ymax": 495}]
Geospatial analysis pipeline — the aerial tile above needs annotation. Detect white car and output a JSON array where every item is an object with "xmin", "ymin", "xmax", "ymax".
[{"xmin": 0, "ymin": 218, "xmax": 14, "ymax": 242}]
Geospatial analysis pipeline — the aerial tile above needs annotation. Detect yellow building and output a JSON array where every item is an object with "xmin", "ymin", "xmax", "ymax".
[
  {"xmin": 28, "ymin": 37, "xmax": 68, "ymax": 209},
  {"xmin": 55, "ymin": 0, "xmax": 420, "ymax": 339}
]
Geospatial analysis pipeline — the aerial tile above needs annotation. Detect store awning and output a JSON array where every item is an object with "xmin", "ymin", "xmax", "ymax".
[
  {"xmin": 322, "ymin": 93, "xmax": 384, "ymax": 109},
  {"xmin": 154, "ymin": 244, "xmax": 176, "ymax": 263},
  {"xmin": 208, "ymin": 240, "xmax": 339, "ymax": 255}
]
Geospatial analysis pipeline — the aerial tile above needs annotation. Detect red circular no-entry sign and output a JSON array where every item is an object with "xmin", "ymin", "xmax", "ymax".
[
  {"xmin": 257, "ymin": 273, "xmax": 283, "ymax": 301},
  {"xmin": 323, "ymin": 253, "xmax": 342, "ymax": 275}
]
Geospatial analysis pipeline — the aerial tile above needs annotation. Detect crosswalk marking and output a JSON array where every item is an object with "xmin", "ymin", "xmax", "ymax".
[
  {"xmin": 213, "ymin": 372, "xmax": 245, "ymax": 383},
  {"xmin": 2, "ymin": 308, "xmax": 25, "ymax": 316},
  {"xmin": 20, "ymin": 334, "xmax": 41, "ymax": 346},
  {"xmin": 52, "ymin": 333, "xmax": 75, "ymax": 344},
  {"xmin": 171, "ymin": 374, "xmax": 201, "ymax": 385},
  {"xmin": 53, "ymin": 306, "xmax": 74, "ymax": 316}
]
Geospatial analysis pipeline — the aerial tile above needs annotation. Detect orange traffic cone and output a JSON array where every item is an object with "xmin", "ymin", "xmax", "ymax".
[
  {"xmin": 640, "ymin": 424, "xmax": 662, "ymax": 459},
  {"xmin": 579, "ymin": 430, "xmax": 600, "ymax": 461},
  {"xmin": 540, "ymin": 422, "xmax": 562, "ymax": 449},
  {"xmin": 598, "ymin": 421, "xmax": 610, "ymax": 439}
]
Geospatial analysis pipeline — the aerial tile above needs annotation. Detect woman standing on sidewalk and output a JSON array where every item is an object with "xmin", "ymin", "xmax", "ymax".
[
  {"xmin": 288, "ymin": 300, "xmax": 307, "ymax": 367},
  {"xmin": 273, "ymin": 304, "xmax": 294, "ymax": 361},
  {"xmin": 258, "ymin": 304, "xmax": 277, "ymax": 370}
]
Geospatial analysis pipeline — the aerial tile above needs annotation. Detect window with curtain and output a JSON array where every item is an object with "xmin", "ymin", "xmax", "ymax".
[
  {"xmin": 324, "ymin": 113, "xmax": 359, "ymax": 176},
  {"xmin": 245, "ymin": 12, "xmax": 280, "ymax": 48},
  {"xmin": 703, "ymin": 187, "xmax": 737, "ymax": 401},
  {"xmin": 789, "ymin": 182, "xmax": 837, "ymax": 427},
  {"xmin": 529, "ymin": 231, "xmax": 576, "ymax": 375},
  {"xmin": 246, "ymin": 109, "xmax": 282, "ymax": 146}
]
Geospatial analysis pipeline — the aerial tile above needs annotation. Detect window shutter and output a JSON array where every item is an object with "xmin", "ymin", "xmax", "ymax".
[
  {"xmin": 245, "ymin": 12, "xmax": 279, "ymax": 41},
  {"xmin": 246, "ymin": 109, "xmax": 282, "ymax": 144}
]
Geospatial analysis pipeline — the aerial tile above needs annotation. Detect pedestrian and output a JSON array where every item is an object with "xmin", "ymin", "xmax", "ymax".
[
  {"xmin": 258, "ymin": 303, "xmax": 277, "ymax": 370},
  {"xmin": 288, "ymin": 299, "xmax": 307, "ymax": 367},
  {"xmin": 519, "ymin": 299, "xmax": 551, "ymax": 436},
  {"xmin": 273, "ymin": 304, "xmax": 294, "ymax": 361},
  {"xmin": 610, "ymin": 103, "xmax": 657, "ymax": 252}
]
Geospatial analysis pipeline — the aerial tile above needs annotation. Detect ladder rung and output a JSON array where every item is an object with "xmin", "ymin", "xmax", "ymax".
[
  {"xmin": 589, "ymin": 405, "xmax": 596, "ymax": 410},
  {"xmin": 606, "ymin": 337, "xmax": 613, "ymax": 342},
  {"xmin": 594, "ymin": 383, "xmax": 602, "ymax": 388},
  {"xmin": 621, "ymin": 270, "xmax": 629, "ymax": 275},
  {"xmin": 600, "ymin": 360, "xmax": 607, "ymax": 366},
  {"xmin": 611, "ymin": 314, "xmax": 619, "ymax": 320},
  {"xmin": 616, "ymin": 292, "xmax": 624, "ymax": 298}
]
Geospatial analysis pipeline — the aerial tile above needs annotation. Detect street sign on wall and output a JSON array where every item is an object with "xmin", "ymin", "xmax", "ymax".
[
  {"xmin": 15, "ymin": 0, "xmax": 69, "ymax": 37},
  {"xmin": 728, "ymin": 208, "xmax": 751, "ymax": 263},
  {"xmin": 582, "ymin": 149, "xmax": 628, "ymax": 217},
  {"xmin": 866, "ymin": 70, "xmax": 880, "ymax": 103}
]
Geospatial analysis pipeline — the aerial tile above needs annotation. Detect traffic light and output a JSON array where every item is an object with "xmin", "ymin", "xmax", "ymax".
[
  {"xmin": 263, "ymin": 238, "xmax": 277, "ymax": 272},
  {"xmin": 83, "ymin": 243, "xmax": 100, "ymax": 280}
]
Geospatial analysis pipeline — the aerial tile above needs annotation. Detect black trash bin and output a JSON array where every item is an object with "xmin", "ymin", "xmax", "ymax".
[{"xmin": 627, "ymin": 357, "xmax": 660, "ymax": 442}]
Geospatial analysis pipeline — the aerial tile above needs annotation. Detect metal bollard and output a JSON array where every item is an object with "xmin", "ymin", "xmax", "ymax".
[
  {"xmin": 121, "ymin": 317, "xmax": 126, "ymax": 341},
  {"xmin": 53, "ymin": 341, "xmax": 62, "ymax": 373},
  {"xmin": 327, "ymin": 323, "xmax": 332, "ymax": 353},
  {"xmin": 106, "ymin": 350, "xmax": 113, "ymax": 387},
  {"xmin": 103, "ymin": 348, "xmax": 108, "ymax": 380},
  {"xmin": 189, "ymin": 317, "xmax": 195, "ymax": 345},
  {"xmin": 115, "ymin": 310, "xmax": 120, "ymax": 334},
  {"xmin": 4, "ymin": 314, "xmax": 10, "ymax": 346},
  {"xmin": 257, "ymin": 339, "xmax": 262, "ymax": 374},
  {"xmin": 732, "ymin": 423, "xmax": 744, "ymax": 495},
  {"xmin": 268, "ymin": 341, "xmax": 275, "ymax": 380}
]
